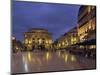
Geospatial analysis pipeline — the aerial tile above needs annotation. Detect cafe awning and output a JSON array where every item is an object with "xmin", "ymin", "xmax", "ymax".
[{"xmin": 73, "ymin": 39, "xmax": 96, "ymax": 46}]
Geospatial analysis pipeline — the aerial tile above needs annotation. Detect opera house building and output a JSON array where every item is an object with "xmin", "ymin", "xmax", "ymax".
[{"xmin": 24, "ymin": 28, "xmax": 53, "ymax": 51}]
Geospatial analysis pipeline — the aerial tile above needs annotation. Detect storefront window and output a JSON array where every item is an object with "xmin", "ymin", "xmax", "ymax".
[{"xmin": 89, "ymin": 45, "xmax": 96, "ymax": 49}]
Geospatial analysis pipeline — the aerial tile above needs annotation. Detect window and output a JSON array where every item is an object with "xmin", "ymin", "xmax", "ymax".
[
  {"xmin": 29, "ymin": 40, "xmax": 32, "ymax": 44},
  {"xmin": 42, "ymin": 38, "xmax": 45, "ymax": 40},
  {"xmin": 62, "ymin": 42, "xmax": 65, "ymax": 46},
  {"xmin": 25, "ymin": 39, "xmax": 28, "ymax": 44},
  {"xmin": 39, "ymin": 39, "xmax": 42, "ymax": 44},
  {"xmin": 33, "ymin": 38, "xmax": 35, "ymax": 41},
  {"xmin": 85, "ymin": 28, "xmax": 87, "ymax": 33},
  {"xmin": 92, "ymin": 25, "xmax": 95, "ymax": 30},
  {"xmin": 49, "ymin": 40, "xmax": 52, "ymax": 44},
  {"xmin": 88, "ymin": 6, "xmax": 91, "ymax": 13},
  {"xmin": 46, "ymin": 40, "xmax": 49, "ymax": 44}
]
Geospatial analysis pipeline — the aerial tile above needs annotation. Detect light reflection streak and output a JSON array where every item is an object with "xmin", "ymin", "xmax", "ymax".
[
  {"xmin": 62, "ymin": 54, "xmax": 65, "ymax": 58},
  {"xmin": 56, "ymin": 51, "xmax": 61, "ymax": 58},
  {"xmin": 22, "ymin": 55, "xmax": 28, "ymax": 72},
  {"xmin": 46, "ymin": 52, "xmax": 49, "ymax": 60},
  {"xmin": 45, "ymin": 51, "xmax": 51, "ymax": 62},
  {"xmin": 58, "ymin": 51, "xmax": 61, "ymax": 57},
  {"xmin": 56, "ymin": 51, "xmax": 77, "ymax": 63},
  {"xmin": 64, "ymin": 54, "xmax": 68, "ymax": 62},
  {"xmin": 24, "ymin": 62, "xmax": 28, "ymax": 72},
  {"xmin": 27, "ymin": 52, "xmax": 42, "ymax": 65},
  {"xmin": 21, "ymin": 51, "xmax": 77, "ymax": 72},
  {"xmin": 71, "ymin": 55, "xmax": 76, "ymax": 62},
  {"xmin": 27, "ymin": 52, "xmax": 32, "ymax": 62}
]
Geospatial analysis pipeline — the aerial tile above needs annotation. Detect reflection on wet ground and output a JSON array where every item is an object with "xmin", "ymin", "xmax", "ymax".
[{"xmin": 11, "ymin": 50, "xmax": 96, "ymax": 74}]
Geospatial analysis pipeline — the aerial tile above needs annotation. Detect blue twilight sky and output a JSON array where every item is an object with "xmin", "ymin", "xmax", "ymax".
[{"xmin": 12, "ymin": 0, "xmax": 80, "ymax": 41}]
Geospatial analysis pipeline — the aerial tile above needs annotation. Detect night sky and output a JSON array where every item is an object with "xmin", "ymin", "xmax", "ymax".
[{"xmin": 12, "ymin": 0, "xmax": 80, "ymax": 42}]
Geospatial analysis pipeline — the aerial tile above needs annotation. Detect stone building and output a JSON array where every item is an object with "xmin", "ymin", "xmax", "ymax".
[
  {"xmin": 76, "ymin": 5, "xmax": 96, "ymax": 57},
  {"xmin": 24, "ymin": 28, "xmax": 53, "ymax": 51},
  {"xmin": 55, "ymin": 27, "xmax": 78, "ymax": 49},
  {"xmin": 78, "ymin": 5, "xmax": 96, "ymax": 42},
  {"xmin": 12, "ymin": 37, "xmax": 23, "ymax": 53}
]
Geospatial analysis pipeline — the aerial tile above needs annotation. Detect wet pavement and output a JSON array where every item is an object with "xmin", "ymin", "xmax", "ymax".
[{"xmin": 11, "ymin": 50, "xmax": 96, "ymax": 74}]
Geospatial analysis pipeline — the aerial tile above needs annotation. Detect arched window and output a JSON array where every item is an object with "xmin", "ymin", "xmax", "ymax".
[
  {"xmin": 25, "ymin": 39, "xmax": 28, "ymax": 44},
  {"xmin": 39, "ymin": 38, "xmax": 42, "ymax": 44}
]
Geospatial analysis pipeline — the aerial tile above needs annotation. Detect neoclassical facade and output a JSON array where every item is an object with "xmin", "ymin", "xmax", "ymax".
[
  {"xmin": 24, "ymin": 28, "xmax": 53, "ymax": 50},
  {"xmin": 55, "ymin": 27, "xmax": 78, "ymax": 49},
  {"xmin": 78, "ymin": 6, "xmax": 96, "ymax": 42}
]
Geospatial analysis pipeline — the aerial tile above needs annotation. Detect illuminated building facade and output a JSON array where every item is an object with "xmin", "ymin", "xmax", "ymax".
[
  {"xmin": 55, "ymin": 27, "xmax": 78, "ymax": 49},
  {"xmin": 76, "ymin": 6, "xmax": 96, "ymax": 57},
  {"xmin": 78, "ymin": 6, "xmax": 96, "ymax": 42},
  {"xmin": 24, "ymin": 28, "xmax": 53, "ymax": 50}
]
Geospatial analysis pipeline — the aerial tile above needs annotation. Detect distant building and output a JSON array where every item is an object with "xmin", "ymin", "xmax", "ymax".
[
  {"xmin": 55, "ymin": 27, "xmax": 78, "ymax": 49},
  {"xmin": 24, "ymin": 28, "xmax": 53, "ymax": 50},
  {"xmin": 12, "ymin": 36, "xmax": 16, "ymax": 53},
  {"xmin": 78, "ymin": 5, "xmax": 96, "ymax": 42},
  {"xmin": 12, "ymin": 36, "xmax": 23, "ymax": 53}
]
